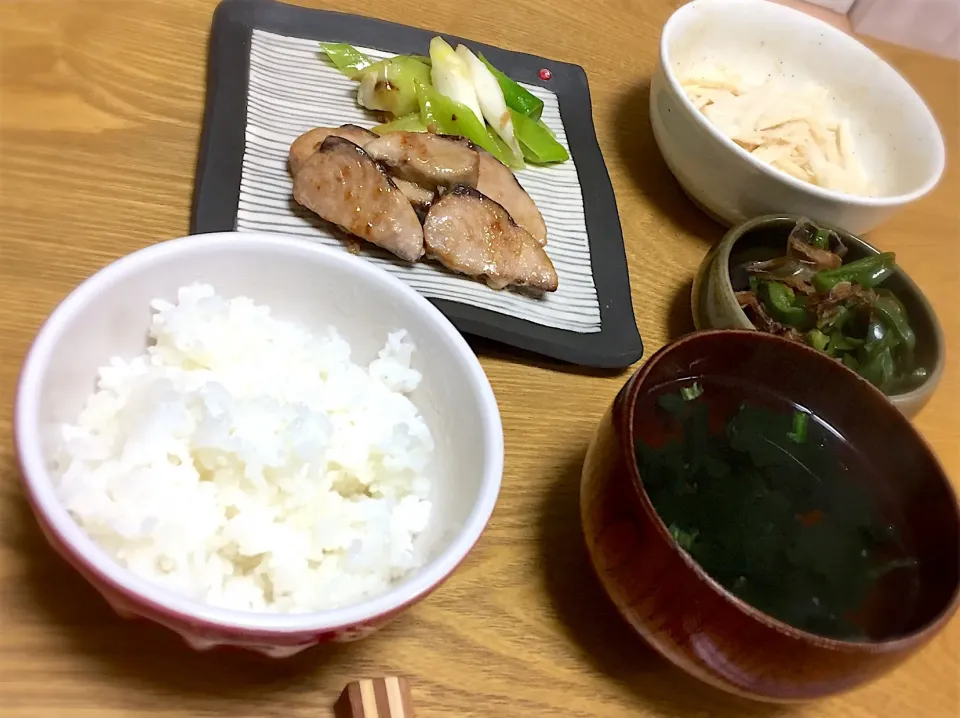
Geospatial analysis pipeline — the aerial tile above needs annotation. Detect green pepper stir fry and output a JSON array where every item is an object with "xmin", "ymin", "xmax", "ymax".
[{"xmin": 734, "ymin": 220, "xmax": 927, "ymax": 395}]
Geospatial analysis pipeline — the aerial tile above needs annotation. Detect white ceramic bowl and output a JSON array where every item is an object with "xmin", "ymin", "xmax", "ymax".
[
  {"xmin": 15, "ymin": 231, "xmax": 504, "ymax": 657},
  {"xmin": 650, "ymin": 0, "xmax": 945, "ymax": 234}
]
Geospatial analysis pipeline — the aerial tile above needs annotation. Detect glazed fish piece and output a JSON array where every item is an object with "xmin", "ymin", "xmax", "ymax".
[
  {"xmin": 293, "ymin": 136, "xmax": 424, "ymax": 262},
  {"xmin": 363, "ymin": 131, "xmax": 480, "ymax": 190},
  {"xmin": 475, "ymin": 150, "xmax": 547, "ymax": 246},
  {"xmin": 391, "ymin": 177, "xmax": 436, "ymax": 213},
  {"xmin": 422, "ymin": 185, "xmax": 558, "ymax": 292},
  {"xmin": 289, "ymin": 124, "xmax": 377, "ymax": 176}
]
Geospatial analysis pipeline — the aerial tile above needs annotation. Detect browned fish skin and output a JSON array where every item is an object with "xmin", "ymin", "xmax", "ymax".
[
  {"xmin": 475, "ymin": 151, "xmax": 547, "ymax": 246},
  {"xmin": 293, "ymin": 137, "xmax": 424, "ymax": 262},
  {"xmin": 364, "ymin": 132, "xmax": 480, "ymax": 190},
  {"xmin": 422, "ymin": 185, "xmax": 558, "ymax": 292},
  {"xmin": 289, "ymin": 125, "xmax": 377, "ymax": 176}
]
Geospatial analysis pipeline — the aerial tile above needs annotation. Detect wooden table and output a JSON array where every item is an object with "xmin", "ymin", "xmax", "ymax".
[{"xmin": 1, "ymin": 1, "xmax": 957, "ymax": 716}]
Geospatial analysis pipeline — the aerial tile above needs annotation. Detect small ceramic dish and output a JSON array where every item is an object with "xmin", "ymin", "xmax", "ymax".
[
  {"xmin": 581, "ymin": 330, "xmax": 960, "ymax": 702},
  {"xmin": 692, "ymin": 214, "xmax": 944, "ymax": 418},
  {"xmin": 650, "ymin": 0, "xmax": 945, "ymax": 234}
]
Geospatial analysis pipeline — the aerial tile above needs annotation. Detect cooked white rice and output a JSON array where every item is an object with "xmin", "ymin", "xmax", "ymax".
[{"xmin": 53, "ymin": 283, "xmax": 433, "ymax": 613}]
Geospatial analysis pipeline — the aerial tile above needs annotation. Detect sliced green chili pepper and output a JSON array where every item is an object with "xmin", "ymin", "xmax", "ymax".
[
  {"xmin": 812, "ymin": 252, "xmax": 897, "ymax": 293},
  {"xmin": 817, "ymin": 303, "xmax": 853, "ymax": 332},
  {"xmin": 881, "ymin": 355, "xmax": 922, "ymax": 394},
  {"xmin": 858, "ymin": 346, "xmax": 896, "ymax": 389},
  {"xmin": 787, "ymin": 411, "xmax": 809, "ymax": 444},
  {"xmin": 828, "ymin": 331, "xmax": 863, "ymax": 352},
  {"xmin": 812, "ymin": 228, "xmax": 831, "ymax": 250},
  {"xmin": 863, "ymin": 319, "xmax": 890, "ymax": 353},
  {"xmin": 856, "ymin": 318, "xmax": 899, "ymax": 389},
  {"xmin": 875, "ymin": 289, "xmax": 912, "ymax": 335},
  {"xmin": 373, "ymin": 113, "xmax": 428, "ymax": 135},
  {"xmin": 871, "ymin": 295, "xmax": 916, "ymax": 351},
  {"xmin": 319, "ymin": 42, "xmax": 374, "ymax": 79},
  {"xmin": 875, "ymin": 288, "xmax": 906, "ymax": 310},
  {"xmin": 416, "ymin": 82, "xmax": 516, "ymax": 167},
  {"xmin": 510, "ymin": 109, "xmax": 569, "ymax": 164},
  {"xmin": 805, "ymin": 329, "xmax": 830, "ymax": 352},
  {"xmin": 760, "ymin": 282, "xmax": 809, "ymax": 327},
  {"xmin": 478, "ymin": 53, "xmax": 544, "ymax": 120},
  {"xmin": 868, "ymin": 264, "xmax": 896, "ymax": 288}
]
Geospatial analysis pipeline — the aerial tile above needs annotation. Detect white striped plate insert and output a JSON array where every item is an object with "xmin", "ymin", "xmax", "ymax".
[{"xmin": 239, "ymin": 29, "xmax": 601, "ymax": 332}]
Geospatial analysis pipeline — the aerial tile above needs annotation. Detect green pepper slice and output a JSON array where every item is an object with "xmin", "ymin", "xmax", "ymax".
[
  {"xmin": 858, "ymin": 346, "xmax": 896, "ymax": 389},
  {"xmin": 829, "ymin": 331, "xmax": 863, "ymax": 352},
  {"xmin": 805, "ymin": 329, "xmax": 830, "ymax": 352},
  {"xmin": 812, "ymin": 253, "xmax": 897, "ymax": 293},
  {"xmin": 863, "ymin": 319, "xmax": 890, "ymax": 352},
  {"xmin": 871, "ymin": 295, "xmax": 916, "ymax": 352},
  {"xmin": 787, "ymin": 411, "xmax": 809, "ymax": 444},
  {"xmin": 817, "ymin": 303, "xmax": 852, "ymax": 332},
  {"xmin": 760, "ymin": 282, "xmax": 809, "ymax": 327}
]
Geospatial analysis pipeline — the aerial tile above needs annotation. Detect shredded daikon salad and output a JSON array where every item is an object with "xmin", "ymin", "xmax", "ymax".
[{"xmin": 682, "ymin": 66, "xmax": 872, "ymax": 196}]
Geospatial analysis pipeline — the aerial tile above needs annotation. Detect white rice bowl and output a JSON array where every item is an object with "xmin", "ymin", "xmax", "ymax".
[{"xmin": 53, "ymin": 283, "xmax": 434, "ymax": 614}]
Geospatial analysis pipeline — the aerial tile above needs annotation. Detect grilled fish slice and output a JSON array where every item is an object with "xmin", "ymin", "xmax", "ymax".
[
  {"xmin": 475, "ymin": 150, "xmax": 547, "ymax": 246},
  {"xmin": 363, "ymin": 131, "xmax": 480, "ymax": 190},
  {"xmin": 293, "ymin": 136, "xmax": 424, "ymax": 262},
  {"xmin": 390, "ymin": 177, "xmax": 436, "ymax": 213},
  {"xmin": 289, "ymin": 124, "xmax": 377, "ymax": 176},
  {"xmin": 422, "ymin": 185, "xmax": 558, "ymax": 292}
]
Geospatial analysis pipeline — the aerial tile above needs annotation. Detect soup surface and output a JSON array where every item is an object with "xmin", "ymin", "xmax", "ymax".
[{"xmin": 634, "ymin": 376, "xmax": 918, "ymax": 641}]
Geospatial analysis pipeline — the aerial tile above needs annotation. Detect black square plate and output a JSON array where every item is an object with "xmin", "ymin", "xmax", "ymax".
[{"xmin": 192, "ymin": 0, "xmax": 643, "ymax": 368}]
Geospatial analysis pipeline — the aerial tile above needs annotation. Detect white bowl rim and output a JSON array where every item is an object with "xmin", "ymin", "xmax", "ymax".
[
  {"xmin": 14, "ymin": 231, "xmax": 505, "ymax": 634},
  {"xmin": 659, "ymin": 0, "xmax": 946, "ymax": 207}
]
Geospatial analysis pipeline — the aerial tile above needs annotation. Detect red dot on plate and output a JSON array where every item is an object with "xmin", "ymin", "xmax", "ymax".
[{"xmin": 539, "ymin": 68, "xmax": 552, "ymax": 81}]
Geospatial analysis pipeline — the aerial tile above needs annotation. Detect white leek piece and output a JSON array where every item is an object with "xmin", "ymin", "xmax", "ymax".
[
  {"xmin": 456, "ymin": 44, "xmax": 523, "ymax": 161},
  {"xmin": 429, "ymin": 37, "xmax": 483, "ymax": 125}
]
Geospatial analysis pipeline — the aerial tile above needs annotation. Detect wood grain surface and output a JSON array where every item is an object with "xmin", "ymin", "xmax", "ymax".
[{"xmin": 1, "ymin": 1, "xmax": 957, "ymax": 716}]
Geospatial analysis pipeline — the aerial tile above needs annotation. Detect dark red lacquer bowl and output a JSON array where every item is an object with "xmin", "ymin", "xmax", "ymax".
[{"xmin": 580, "ymin": 330, "xmax": 960, "ymax": 702}]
